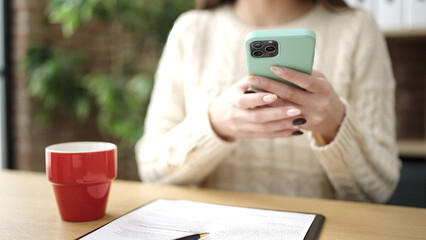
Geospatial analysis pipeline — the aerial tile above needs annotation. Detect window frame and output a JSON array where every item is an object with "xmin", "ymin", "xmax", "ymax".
[{"xmin": 1, "ymin": 0, "xmax": 14, "ymax": 169}]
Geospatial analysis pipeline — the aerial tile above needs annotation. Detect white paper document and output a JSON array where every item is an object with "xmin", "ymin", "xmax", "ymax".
[{"xmin": 79, "ymin": 199, "xmax": 317, "ymax": 240}]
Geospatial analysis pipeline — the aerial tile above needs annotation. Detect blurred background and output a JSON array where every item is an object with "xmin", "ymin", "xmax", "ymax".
[
  {"xmin": 0, "ymin": 0, "xmax": 425, "ymax": 207},
  {"xmin": 1, "ymin": 0, "xmax": 194, "ymax": 181}
]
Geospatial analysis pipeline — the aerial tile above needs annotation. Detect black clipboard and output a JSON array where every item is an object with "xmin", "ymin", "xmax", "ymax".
[
  {"xmin": 77, "ymin": 199, "xmax": 325, "ymax": 240},
  {"xmin": 304, "ymin": 214, "xmax": 325, "ymax": 240}
]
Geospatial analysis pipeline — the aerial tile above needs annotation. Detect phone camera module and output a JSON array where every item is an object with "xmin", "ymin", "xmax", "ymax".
[
  {"xmin": 252, "ymin": 41, "xmax": 263, "ymax": 49},
  {"xmin": 252, "ymin": 50, "xmax": 263, "ymax": 57},
  {"xmin": 265, "ymin": 46, "xmax": 276, "ymax": 52},
  {"xmin": 249, "ymin": 40, "xmax": 278, "ymax": 58}
]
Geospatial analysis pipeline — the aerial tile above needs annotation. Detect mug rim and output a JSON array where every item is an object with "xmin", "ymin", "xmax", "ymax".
[{"xmin": 46, "ymin": 141, "xmax": 117, "ymax": 154}]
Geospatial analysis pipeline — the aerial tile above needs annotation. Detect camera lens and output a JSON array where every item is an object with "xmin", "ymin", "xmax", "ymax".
[
  {"xmin": 265, "ymin": 46, "xmax": 276, "ymax": 52},
  {"xmin": 252, "ymin": 42, "xmax": 263, "ymax": 49},
  {"xmin": 253, "ymin": 50, "xmax": 263, "ymax": 57}
]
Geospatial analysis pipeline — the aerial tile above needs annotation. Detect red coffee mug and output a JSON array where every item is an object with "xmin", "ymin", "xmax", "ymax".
[{"xmin": 46, "ymin": 142, "xmax": 117, "ymax": 222}]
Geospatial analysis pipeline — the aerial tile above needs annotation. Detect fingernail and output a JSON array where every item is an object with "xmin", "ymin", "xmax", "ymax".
[
  {"xmin": 286, "ymin": 108, "xmax": 301, "ymax": 117},
  {"xmin": 263, "ymin": 94, "xmax": 277, "ymax": 103},
  {"xmin": 292, "ymin": 118, "xmax": 307, "ymax": 126},
  {"xmin": 248, "ymin": 76, "xmax": 260, "ymax": 85},
  {"xmin": 244, "ymin": 90, "xmax": 256, "ymax": 94},
  {"xmin": 292, "ymin": 130, "xmax": 304, "ymax": 136},
  {"xmin": 271, "ymin": 66, "xmax": 284, "ymax": 75}
]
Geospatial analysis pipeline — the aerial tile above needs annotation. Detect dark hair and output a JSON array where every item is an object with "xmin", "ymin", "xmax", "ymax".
[{"xmin": 195, "ymin": 0, "xmax": 348, "ymax": 10}]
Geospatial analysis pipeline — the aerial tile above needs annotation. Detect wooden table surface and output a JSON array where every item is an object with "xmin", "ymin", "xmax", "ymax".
[{"xmin": 0, "ymin": 170, "xmax": 425, "ymax": 240}]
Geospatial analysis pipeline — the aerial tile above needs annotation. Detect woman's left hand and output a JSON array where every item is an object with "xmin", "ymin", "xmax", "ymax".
[{"xmin": 249, "ymin": 66, "xmax": 345, "ymax": 144}]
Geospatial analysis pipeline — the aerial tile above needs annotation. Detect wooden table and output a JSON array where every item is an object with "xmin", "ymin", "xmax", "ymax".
[{"xmin": 1, "ymin": 170, "xmax": 425, "ymax": 240}]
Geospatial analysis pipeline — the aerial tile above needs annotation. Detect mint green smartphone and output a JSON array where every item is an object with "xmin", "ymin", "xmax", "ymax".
[{"xmin": 245, "ymin": 29, "xmax": 316, "ymax": 90}]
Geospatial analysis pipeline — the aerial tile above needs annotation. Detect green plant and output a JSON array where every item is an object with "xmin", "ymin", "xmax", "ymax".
[
  {"xmin": 23, "ymin": 0, "xmax": 194, "ymax": 155},
  {"xmin": 47, "ymin": 0, "xmax": 192, "ymax": 43},
  {"xmin": 82, "ymin": 73, "xmax": 153, "ymax": 148},
  {"xmin": 22, "ymin": 45, "xmax": 90, "ymax": 121}
]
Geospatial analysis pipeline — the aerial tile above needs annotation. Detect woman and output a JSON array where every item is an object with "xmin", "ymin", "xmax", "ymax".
[{"xmin": 135, "ymin": 0, "xmax": 401, "ymax": 203}]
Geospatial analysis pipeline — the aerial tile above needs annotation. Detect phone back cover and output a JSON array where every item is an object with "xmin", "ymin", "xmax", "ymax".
[{"xmin": 245, "ymin": 29, "xmax": 316, "ymax": 89}]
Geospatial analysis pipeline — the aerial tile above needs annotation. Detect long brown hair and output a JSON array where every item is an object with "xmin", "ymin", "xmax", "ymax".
[{"xmin": 196, "ymin": 0, "xmax": 348, "ymax": 10}]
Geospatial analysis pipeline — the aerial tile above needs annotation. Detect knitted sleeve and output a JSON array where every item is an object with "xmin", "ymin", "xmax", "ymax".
[
  {"xmin": 135, "ymin": 12, "xmax": 237, "ymax": 185},
  {"xmin": 308, "ymin": 13, "xmax": 401, "ymax": 203}
]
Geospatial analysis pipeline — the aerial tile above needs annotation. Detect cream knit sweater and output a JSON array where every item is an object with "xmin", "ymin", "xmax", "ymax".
[{"xmin": 135, "ymin": 4, "xmax": 401, "ymax": 203}]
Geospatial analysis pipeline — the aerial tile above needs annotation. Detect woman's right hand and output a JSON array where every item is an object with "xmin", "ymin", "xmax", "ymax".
[{"xmin": 208, "ymin": 76, "xmax": 303, "ymax": 140}]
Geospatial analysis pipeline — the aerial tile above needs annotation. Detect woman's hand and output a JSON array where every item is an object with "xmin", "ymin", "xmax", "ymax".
[
  {"xmin": 208, "ymin": 77, "xmax": 304, "ymax": 140},
  {"xmin": 250, "ymin": 66, "xmax": 345, "ymax": 143}
]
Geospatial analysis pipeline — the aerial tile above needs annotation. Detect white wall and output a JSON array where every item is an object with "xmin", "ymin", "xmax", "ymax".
[{"xmin": 345, "ymin": 0, "xmax": 426, "ymax": 31}]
